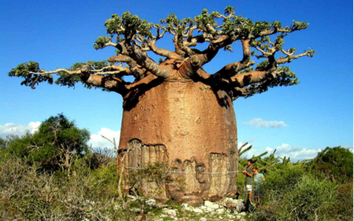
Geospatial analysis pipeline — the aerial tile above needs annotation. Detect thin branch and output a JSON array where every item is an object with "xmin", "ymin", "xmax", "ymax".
[
  {"xmin": 92, "ymin": 65, "xmax": 132, "ymax": 75},
  {"xmin": 101, "ymin": 135, "xmax": 116, "ymax": 146},
  {"xmin": 239, "ymin": 145, "xmax": 252, "ymax": 157},
  {"xmin": 276, "ymin": 50, "xmax": 314, "ymax": 64},
  {"xmin": 254, "ymin": 45, "xmax": 273, "ymax": 58},
  {"xmin": 103, "ymin": 41, "xmax": 118, "ymax": 48},
  {"xmin": 29, "ymin": 69, "xmax": 82, "ymax": 76},
  {"xmin": 251, "ymin": 27, "xmax": 293, "ymax": 39}
]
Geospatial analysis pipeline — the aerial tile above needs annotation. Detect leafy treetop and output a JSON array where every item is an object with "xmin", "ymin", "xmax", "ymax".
[
  {"xmin": 307, "ymin": 146, "xmax": 353, "ymax": 182},
  {"xmin": 6, "ymin": 114, "xmax": 90, "ymax": 172},
  {"xmin": 9, "ymin": 6, "xmax": 314, "ymax": 100}
]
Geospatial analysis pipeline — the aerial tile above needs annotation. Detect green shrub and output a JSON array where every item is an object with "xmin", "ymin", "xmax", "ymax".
[
  {"xmin": 308, "ymin": 146, "xmax": 353, "ymax": 182},
  {"xmin": 283, "ymin": 175, "xmax": 338, "ymax": 220},
  {"xmin": 253, "ymin": 175, "xmax": 344, "ymax": 221},
  {"xmin": 128, "ymin": 162, "xmax": 171, "ymax": 197},
  {"xmin": 5, "ymin": 114, "xmax": 90, "ymax": 172},
  {"xmin": 335, "ymin": 182, "xmax": 353, "ymax": 220},
  {"xmin": 260, "ymin": 164, "xmax": 306, "ymax": 195},
  {"xmin": 89, "ymin": 160, "xmax": 120, "ymax": 198},
  {"xmin": 5, "ymin": 133, "xmax": 33, "ymax": 158},
  {"xmin": 0, "ymin": 154, "xmax": 134, "ymax": 220}
]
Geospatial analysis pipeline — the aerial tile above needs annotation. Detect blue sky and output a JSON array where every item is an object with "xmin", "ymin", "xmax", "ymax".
[{"xmin": 0, "ymin": 0, "xmax": 352, "ymax": 161}]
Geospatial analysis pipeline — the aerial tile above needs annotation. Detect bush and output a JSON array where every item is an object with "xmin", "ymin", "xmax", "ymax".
[
  {"xmin": 283, "ymin": 176, "xmax": 338, "ymax": 220},
  {"xmin": 89, "ymin": 159, "xmax": 120, "ymax": 198},
  {"xmin": 5, "ymin": 133, "xmax": 33, "ymax": 158},
  {"xmin": 5, "ymin": 114, "xmax": 90, "ymax": 172},
  {"xmin": 335, "ymin": 182, "xmax": 353, "ymax": 220},
  {"xmin": 253, "ymin": 175, "xmax": 339, "ymax": 220},
  {"xmin": 128, "ymin": 162, "xmax": 171, "ymax": 199},
  {"xmin": 0, "ymin": 154, "xmax": 133, "ymax": 220},
  {"xmin": 308, "ymin": 146, "xmax": 353, "ymax": 182},
  {"xmin": 249, "ymin": 149, "xmax": 353, "ymax": 221},
  {"xmin": 260, "ymin": 164, "xmax": 306, "ymax": 196}
]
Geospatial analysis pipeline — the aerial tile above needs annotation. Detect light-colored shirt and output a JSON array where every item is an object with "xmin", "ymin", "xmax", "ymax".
[{"xmin": 254, "ymin": 173, "xmax": 264, "ymax": 188}]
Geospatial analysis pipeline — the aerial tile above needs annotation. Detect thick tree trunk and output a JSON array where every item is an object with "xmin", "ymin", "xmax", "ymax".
[{"xmin": 118, "ymin": 78, "xmax": 238, "ymax": 205}]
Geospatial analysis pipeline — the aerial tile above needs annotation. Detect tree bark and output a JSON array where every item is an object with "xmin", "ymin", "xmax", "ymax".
[{"xmin": 118, "ymin": 62, "xmax": 238, "ymax": 205}]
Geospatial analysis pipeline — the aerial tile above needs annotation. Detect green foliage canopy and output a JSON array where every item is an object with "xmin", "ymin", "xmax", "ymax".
[
  {"xmin": 7, "ymin": 114, "xmax": 90, "ymax": 171},
  {"xmin": 308, "ymin": 146, "xmax": 353, "ymax": 182},
  {"xmin": 9, "ymin": 6, "xmax": 315, "ymax": 100}
]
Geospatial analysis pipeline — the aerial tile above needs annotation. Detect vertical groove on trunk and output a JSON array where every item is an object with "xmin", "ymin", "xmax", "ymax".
[{"xmin": 208, "ymin": 153, "xmax": 229, "ymax": 198}]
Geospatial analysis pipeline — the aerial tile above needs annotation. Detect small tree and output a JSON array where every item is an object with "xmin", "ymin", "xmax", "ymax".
[
  {"xmin": 307, "ymin": 146, "xmax": 353, "ymax": 182},
  {"xmin": 7, "ymin": 114, "xmax": 90, "ymax": 172}
]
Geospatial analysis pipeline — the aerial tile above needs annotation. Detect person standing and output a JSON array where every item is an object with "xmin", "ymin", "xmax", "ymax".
[
  {"xmin": 242, "ymin": 159, "xmax": 254, "ymax": 204},
  {"xmin": 252, "ymin": 167, "xmax": 265, "ymax": 206}
]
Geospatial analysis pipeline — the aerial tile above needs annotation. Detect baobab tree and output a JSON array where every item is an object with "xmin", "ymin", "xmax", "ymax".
[{"xmin": 9, "ymin": 6, "xmax": 314, "ymax": 205}]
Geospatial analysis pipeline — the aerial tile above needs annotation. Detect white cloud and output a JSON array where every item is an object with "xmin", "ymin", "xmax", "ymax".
[
  {"xmin": 266, "ymin": 143, "xmax": 321, "ymax": 161},
  {"xmin": 88, "ymin": 128, "xmax": 121, "ymax": 150},
  {"xmin": 0, "ymin": 122, "xmax": 41, "ymax": 138},
  {"xmin": 0, "ymin": 123, "xmax": 121, "ymax": 149},
  {"xmin": 239, "ymin": 142, "xmax": 321, "ymax": 162},
  {"xmin": 265, "ymin": 147, "xmax": 273, "ymax": 152},
  {"xmin": 0, "ymin": 123, "xmax": 121, "ymax": 153},
  {"xmin": 244, "ymin": 118, "xmax": 287, "ymax": 128}
]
